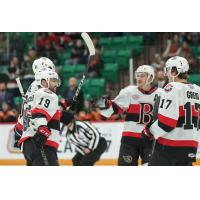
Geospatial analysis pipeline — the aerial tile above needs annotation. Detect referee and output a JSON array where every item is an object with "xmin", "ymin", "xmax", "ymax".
[{"xmin": 66, "ymin": 119, "xmax": 107, "ymax": 166}]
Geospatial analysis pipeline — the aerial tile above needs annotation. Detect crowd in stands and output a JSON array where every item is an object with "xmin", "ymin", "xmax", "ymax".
[{"xmin": 0, "ymin": 32, "xmax": 200, "ymax": 122}]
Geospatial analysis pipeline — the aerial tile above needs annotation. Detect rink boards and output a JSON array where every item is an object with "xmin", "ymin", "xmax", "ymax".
[{"xmin": 1, "ymin": 122, "xmax": 200, "ymax": 166}]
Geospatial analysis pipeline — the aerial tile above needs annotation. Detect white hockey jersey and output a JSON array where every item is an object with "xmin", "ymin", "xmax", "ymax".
[
  {"xmin": 19, "ymin": 88, "xmax": 61, "ymax": 149},
  {"xmin": 101, "ymin": 85, "xmax": 163, "ymax": 143},
  {"xmin": 15, "ymin": 81, "xmax": 39, "ymax": 136},
  {"xmin": 150, "ymin": 82, "xmax": 200, "ymax": 149}
]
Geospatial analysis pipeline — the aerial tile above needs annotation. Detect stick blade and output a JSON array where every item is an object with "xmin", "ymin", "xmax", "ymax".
[{"xmin": 81, "ymin": 32, "xmax": 95, "ymax": 56}]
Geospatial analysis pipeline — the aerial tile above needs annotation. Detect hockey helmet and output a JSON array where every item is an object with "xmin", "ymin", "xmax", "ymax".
[
  {"xmin": 32, "ymin": 57, "xmax": 55, "ymax": 74},
  {"xmin": 35, "ymin": 69, "xmax": 60, "ymax": 88},
  {"xmin": 165, "ymin": 56, "xmax": 189, "ymax": 76},
  {"xmin": 135, "ymin": 65, "xmax": 155, "ymax": 84}
]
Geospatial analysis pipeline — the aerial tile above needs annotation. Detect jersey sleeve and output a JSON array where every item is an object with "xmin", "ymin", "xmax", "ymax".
[
  {"xmin": 150, "ymin": 83, "xmax": 179, "ymax": 139},
  {"xmin": 101, "ymin": 86, "xmax": 131, "ymax": 118},
  {"xmin": 30, "ymin": 89, "xmax": 58, "ymax": 128}
]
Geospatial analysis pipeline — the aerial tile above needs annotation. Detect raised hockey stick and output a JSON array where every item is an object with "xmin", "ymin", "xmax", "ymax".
[
  {"xmin": 16, "ymin": 77, "xmax": 25, "ymax": 99},
  {"xmin": 15, "ymin": 77, "xmax": 49, "ymax": 166},
  {"xmin": 60, "ymin": 32, "xmax": 95, "ymax": 136},
  {"xmin": 72, "ymin": 32, "xmax": 95, "ymax": 102}
]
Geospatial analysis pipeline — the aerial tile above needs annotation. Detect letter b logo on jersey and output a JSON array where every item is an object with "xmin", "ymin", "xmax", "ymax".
[{"xmin": 138, "ymin": 103, "xmax": 153, "ymax": 124}]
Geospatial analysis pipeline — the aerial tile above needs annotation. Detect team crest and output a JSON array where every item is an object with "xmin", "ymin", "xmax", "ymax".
[
  {"xmin": 132, "ymin": 94, "xmax": 139, "ymax": 100},
  {"xmin": 164, "ymin": 84, "xmax": 173, "ymax": 92},
  {"xmin": 123, "ymin": 155, "xmax": 133, "ymax": 163}
]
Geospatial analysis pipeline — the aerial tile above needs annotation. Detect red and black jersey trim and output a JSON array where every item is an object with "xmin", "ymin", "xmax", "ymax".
[
  {"xmin": 47, "ymin": 111, "xmax": 61, "ymax": 131},
  {"xmin": 138, "ymin": 86, "xmax": 157, "ymax": 95},
  {"xmin": 14, "ymin": 122, "xmax": 23, "ymax": 136},
  {"xmin": 111, "ymin": 102, "xmax": 123, "ymax": 114},
  {"xmin": 158, "ymin": 113, "xmax": 177, "ymax": 132},
  {"xmin": 31, "ymin": 108, "xmax": 51, "ymax": 122},
  {"xmin": 157, "ymin": 138, "xmax": 198, "ymax": 148},
  {"xmin": 31, "ymin": 113, "xmax": 47, "ymax": 120},
  {"xmin": 122, "ymin": 131, "xmax": 142, "ymax": 138}
]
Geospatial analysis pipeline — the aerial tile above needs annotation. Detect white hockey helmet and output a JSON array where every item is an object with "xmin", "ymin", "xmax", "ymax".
[
  {"xmin": 165, "ymin": 56, "xmax": 189, "ymax": 76},
  {"xmin": 35, "ymin": 69, "xmax": 60, "ymax": 88},
  {"xmin": 32, "ymin": 57, "xmax": 55, "ymax": 74},
  {"xmin": 135, "ymin": 65, "xmax": 155, "ymax": 84}
]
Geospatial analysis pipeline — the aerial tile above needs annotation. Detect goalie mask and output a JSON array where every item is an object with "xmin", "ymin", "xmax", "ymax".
[
  {"xmin": 32, "ymin": 57, "xmax": 55, "ymax": 74},
  {"xmin": 135, "ymin": 65, "xmax": 155, "ymax": 85}
]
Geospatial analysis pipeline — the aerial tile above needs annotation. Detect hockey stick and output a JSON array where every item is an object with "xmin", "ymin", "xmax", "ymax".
[
  {"xmin": 72, "ymin": 32, "xmax": 95, "ymax": 102},
  {"xmin": 16, "ymin": 77, "xmax": 49, "ymax": 166},
  {"xmin": 60, "ymin": 32, "xmax": 95, "ymax": 135},
  {"xmin": 150, "ymin": 95, "xmax": 161, "ymax": 156}
]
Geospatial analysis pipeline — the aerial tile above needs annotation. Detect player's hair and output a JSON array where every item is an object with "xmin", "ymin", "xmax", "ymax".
[{"xmin": 171, "ymin": 67, "xmax": 188, "ymax": 80}]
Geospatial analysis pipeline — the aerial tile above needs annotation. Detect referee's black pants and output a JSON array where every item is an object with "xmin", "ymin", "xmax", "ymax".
[
  {"xmin": 72, "ymin": 137, "xmax": 107, "ymax": 166},
  {"xmin": 23, "ymin": 138, "xmax": 59, "ymax": 166}
]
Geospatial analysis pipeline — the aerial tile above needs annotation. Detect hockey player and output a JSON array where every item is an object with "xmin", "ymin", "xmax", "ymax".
[
  {"xmin": 62, "ymin": 114, "xmax": 107, "ymax": 166},
  {"xmin": 14, "ymin": 57, "xmax": 56, "ymax": 149},
  {"xmin": 142, "ymin": 56, "xmax": 200, "ymax": 166},
  {"xmin": 18, "ymin": 70, "xmax": 61, "ymax": 166},
  {"xmin": 93, "ymin": 65, "xmax": 162, "ymax": 166}
]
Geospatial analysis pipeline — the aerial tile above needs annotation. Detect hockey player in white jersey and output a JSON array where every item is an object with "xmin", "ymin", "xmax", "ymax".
[
  {"xmin": 14, "ymin": 57, "xmax": 56, "ymax": 149},
  {"xmin": 18, "ymin": 70, "xmax": 61, "ymax": 166},
  {"xmin": 93, "ymin": 65, "xmax": 162, "ymax": 165},
  {"xmin": 142, "ymin": 56, "xmax": 200, "ymax": 166}
]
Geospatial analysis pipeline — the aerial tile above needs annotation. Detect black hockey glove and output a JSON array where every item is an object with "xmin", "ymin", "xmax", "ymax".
[
  {"xmin": 33, "ymin": 125, "xmax": 51, "ymax": 147},
  {"xmin": 141, "ymin": 123, "xmax": 154, "ymax": 146},
  {"xmin": 59, "ymin": 99, "xmax": 78, "ymax": 111},
  {"xmin": 92, "ymin": 97, "xmax": 110, "ymax": 110},
  {"xmin": 60, "ymin": 110, "xmax": 75, "ymax": 125}
]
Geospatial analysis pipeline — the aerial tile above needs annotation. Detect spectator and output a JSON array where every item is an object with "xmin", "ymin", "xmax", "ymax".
[
  {"xmin": 87, "ymin": 52, "xmax": 104, "ymax": 78},
  {"xmin": 7, "ymin": 56, "xmax": 20, "ymax": 80},
  {"xmin": 0, "ymin": 79, "xmax": 15, "ymax": 111},
  {"xmin": 60, "ymin": 32, "xmax": 73, "ymax": 49},
  {"xmin": 63, "ymin": 77, "xmax": 84, "ymax": 113},
  {"xmin": 70, "ymin": 39, "xmax": 88, "ymax": 65},
  {"xmin": 0, "ymin": 32, "xmax": 7, "ymax": 65},
  {"xmin": 43, "ymin": 40, "xmax": 58, "ymax": 65},
  {"xmin": 163, "ymin": 34, "xmax": 181, "ymax": 59},
  {"xmin": 154, "ymin": 68, "xmax": 168, "ymax": 88},
  {"xmin": 92, "ymin": 37, "xmax": 103, "ymax": 54},
  {"xmin": 151, "ymin": 53, "xmax": 164, "ymax": 69},
  {"xmin": 10, "ymin": 32, "xmax": 24, "ymax": 60},
  {"xmin": 36, "ymin": 32, "xmax": 47, "ymax": 55},
  {"xmin": 179, "ymin": 42, "xmax": 195, "ymax": 64},
  {"xmin": 0, "ymin": 101, "xmax": 18, "ymax": 122},
  {"xmin": 20, "ymin": 54, "xmax": 33, "ymax": 77}
]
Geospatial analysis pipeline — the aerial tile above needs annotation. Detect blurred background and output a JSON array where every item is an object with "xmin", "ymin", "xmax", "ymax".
[{"xmin": 0, "ymin": 32, "xmax": 200, "ymax": 123}]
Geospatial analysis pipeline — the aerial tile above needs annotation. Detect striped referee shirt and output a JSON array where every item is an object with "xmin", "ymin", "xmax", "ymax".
[{"xmin": 67, "ymin": 121, "xmax": 100, "ymax": 155}]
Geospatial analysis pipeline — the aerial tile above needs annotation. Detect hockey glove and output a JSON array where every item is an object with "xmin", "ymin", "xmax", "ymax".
[
  {"xmin": 33, "ymin": 125, "xmax": 51, "ymax": 147},
  {"xmin": 59, "ymin": 99, "xmax": 78, "ymax": 111},
  {"xmin": 60, "ymin": 110, "xmax": 75, "ymax": 125},
  {"xmin": 141, "ymin": 123, "xmax": 154, "ymax": 146},
  {"xmin": 92, "ymin": 97, "xmax": 110, "ymax": 110}
]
